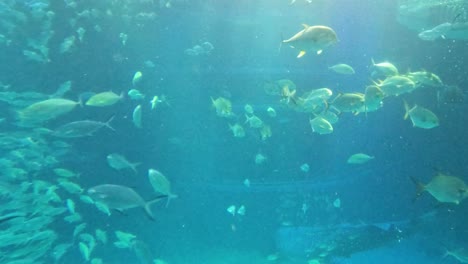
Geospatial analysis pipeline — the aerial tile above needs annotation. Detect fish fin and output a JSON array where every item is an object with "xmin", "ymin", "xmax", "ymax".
[
  {"xmin": 317, "ymin": 50, "xmax": 323, "ymax": 55},
  {"xmin": 371, "ymin": 57, "xmax": 376, "ymax": 66},
  {"xmin": 144, "ymin": 195, "xmax": 168, "ymax": 221},
  {"xmin": 409, "ymin": 176, "xmax": 425, "ymax": 201},
  {"xmin": 302, "ymin": 24, "xmax": 310, "ymax": 28},
  {"xmin": 403, "ymin": 100, "xmax": 410, "ymax": 120},
  {"xmin": 297, "ymin": 50, "xmax": 306, "ymax": 58}
]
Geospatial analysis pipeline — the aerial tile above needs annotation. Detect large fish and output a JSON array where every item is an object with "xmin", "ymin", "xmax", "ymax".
[
  {"xmin": 411, "ymin": 173, "xmax": 468, "ymax": 204},
  {"xmin": 88, "ymin": 184, "xmax": 167, "ymax": 220},
  {"xmin": 283, "ymin": 24, "xmax": 338, "ymax": 58}
]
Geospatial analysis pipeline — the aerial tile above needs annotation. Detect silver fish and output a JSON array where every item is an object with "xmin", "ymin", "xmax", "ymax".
[
  {"xmin": 107, "ymin": 153, "xmax": 140, "ymax": 173},
  {"xmin": 52, "ymin": 117, "xmax": 114, "ymax": 138},
  {"xmin": 87, "ymin": 184, "xmax": 167, "ymax": 220}
]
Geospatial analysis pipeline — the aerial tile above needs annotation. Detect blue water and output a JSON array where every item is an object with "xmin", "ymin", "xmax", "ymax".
[{"xmin": 0, "ymin": 0, "xmax": 468, "ymax": 263}]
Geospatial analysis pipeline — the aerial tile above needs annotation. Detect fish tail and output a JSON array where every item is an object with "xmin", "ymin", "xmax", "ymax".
[
  {"xmin": 104, "ymin": 116, "xmax": 116, "ymax": 131},
  {"xmin": 165, "ymin": 194, "xmax": 178, "ymax": 208},
  {"xmin": 403, "ymin": 100, "xmax": 410, "ymax": 120},
  {"xmin": 144, "ymin": 195, "xmax": 168, "ymax": 221},
  {"xmin": 131, "ymin": 162, "xmax": 142, "ymax": 174},
  {"xmin": 371, "ymin": 57, "xmax": 376, "ymax": 66},
  {"xmin": 409, "ymin": 176, "xmax": 425, "ymax": 200}
]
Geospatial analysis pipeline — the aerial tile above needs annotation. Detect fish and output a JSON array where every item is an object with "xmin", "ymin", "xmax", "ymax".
[
  {"xmin": 87, "ymin": 184, "xmax": 167, "ymax": 220},
  {"xmin": 347, "ymin": 153, "xmax": 374, "ymax": 164},
  {"xmin": 267, "ymin": 107, "xmax": 277, "ymax": 117},
  {"xmin": 128, "ymin": 89, "xmax": 145, "ymax": 100},
  {"xmin": 407, "ymin": 71, "xmax": 443, "ymax": 88},
  {"xmin": 18, "ymin": 98, "xmax": 80, "ymax": 125},
  {"xmin": 370, "ymin": 59, "xmax": 398, "ymax": 78},
  {"xmin": 148, "ymin": 169, "xmax": 177, "ymax": 206},
  {"xmin": 0, "ymin": 213, "xmax": 25, "ymax": 224},
  {"xmin": 132, "ymin": 105, "xmax": 142, "ymax": 128},
  {"xmin": 245, "ymin": 114, "xmax": 263, "ymax": 128},
  {"xmin": 244, "ymin": 104, "xmax": 254, "ymax": 114},
  {"xmin": 211, "ymin": 96, "xmax": 233, "ymax": 118},
  {"xmin": 404, "ymin": 101, "xmax": 439, "ymax": 129},
  {"xmin": 107, "ymin": 153, "xmax": 141, "ymax": 173},
  {"xmin": 364, "ymin": 85, "xmax": 384, "ymax": 112},
  {"xmin": 411, "ymin": 173, "xmax": 468, "ymax": 204},
  {"xmin": 132, "ymin": 71, "xmax": 143, "ymax": 87},
  {"xmin": 283, "ymin": 24, "xmax": 338, "ymax": 58},
  {"xmin": 85, "ymin": 91, "xmax": 122, "ymax": 107},
  {"xmin": 228, "ymin": 123, "xmax": 245, "ymax": 138},
  {"xmin": 309, "ymin": 116, "xmax": 333, "ymax": 135},
  {"xmin": 302, "ymin": 88, "xmax": 333, "ymax": 107},
  {"xmin": 51, "ymin": 116, "xmax": 115, "ymax": 138},
  {"xmin": 330, "ymin": 93, "xmax": 365, "ymax": 114},
  {"xmin": 329, "ymin": 63, "xmax": 355, "ymax": 74},
  {"xmin": 418, "ymin": 22, "xmax": 452, "ymax": 41},
  {"xmin": 376, "ymin": 75, "xmax": 416, "ymax": 97}
]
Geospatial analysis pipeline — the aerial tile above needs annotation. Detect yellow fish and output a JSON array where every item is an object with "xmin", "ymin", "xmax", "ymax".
[
  {"xmin": 283, "ymin": 24, "xmax": 338, "ymax": 58},
  {"xmin": 404, "ymin": 101, "xmax": 439, "ymax": 129},
  {"xmin": 85, "ymin": 91, "xmax": 122, "ymax": 107}
]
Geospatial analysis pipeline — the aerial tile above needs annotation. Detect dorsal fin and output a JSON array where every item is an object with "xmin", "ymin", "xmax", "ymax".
[{"xmin": 302, "ymin": 24, "xmax": 310, "ymax": 29}]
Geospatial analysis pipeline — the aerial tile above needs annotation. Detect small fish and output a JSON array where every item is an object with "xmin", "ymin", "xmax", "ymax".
[
  {"xmin": 229, "ymin": 123, "xmax": 245, "ymax": 138},
  {"xmin": 330, "ymin": 93, "xmax": 365, "ymax": 114},
  {"xmin": 266, "ymin": 107, "xmax": 277, "ymax": 117},
  {"xmin": 283, "ymin": 24, "xmax": 338, "ymax": 58},
  {"xmin": 245, "ymin": 114, "xmax": 263, "ymax": 128},
  {"xmin": 411, "ymin": 173, "xmax": 468, "ymax": 204},
  {"xmin": 364, "ymin": 85, "xmax": 384, "ymax": 112},
  {"xmin": 377, "ymin": 75, "xmax": 416, "ymax": 96},
  {"xmin": 309, "ymin": 116, "xmax": 333, "ymax": 135},
  {"xmin": 404, "ymin": 101, "xmax": 439, "ymax": 129},
  {"xmin": 347, "ymin": 153, "xmax": 374, "ymax": 164},
  {"xmin": 371, "ymin": 58, "xmax": 398, "ymax": 77},
  {"xmin": 300, "ymin": 163, "xmax": 310, "ymax": 172},
  {"xmin": 52, "ymin": 117, "xmax": 115, "ymax": 138},
  {"xmin": 107, "ymin": 153, "xmax": 140, "ymax": 174},
  {"xmin": 148, "ymin": 169, "xmax": 178, "ymax": 206},
  {"xmin": 237, "ymin": 205, "xmax": 246, "ymax": 216},
  {"xmin": 85, "ymin": 91, "xmax": 122, "ymax": 107},
  {"xmin": 88, "ymin": 184, "xmax": 167, "ymax": 220},
  {"xmin": 211, "ymin": 97, "xmax": 233, "ymax": 118},
  {"xmin": 329, "ymin": 63, "xmax": 355, "ymax": 74},
  {"xmin": 128, "ymin": 89, "xmax": 145, "ymax": 100},
  {"xmin": 132, "ymin": 105, "xmax": 142, "ymax": 128},
  {"xmin": 79, "ymin": 242, "xmax": 90, "ymax": 261},
  {"xmin": 243, "ymin": 179, "xmax": 250, "ymax": 188},
  {"xmin": 333, "ymin": 198, "xmax": 341, "ymax": 208},
  {"xmin": 66, "ymin": 199, "xmax": 76, "ymax": 214},
  {"xmin": 227, "ymin": 205, "xmax": 236, "ymax": 216},
  {"xmin": 244, "ymin": 104, "xmax": 254, "ymax": 114},
  {"xmin": 132, "ymin": 71, "xmax": 143, "ymax": 87}
]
